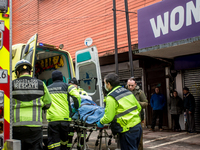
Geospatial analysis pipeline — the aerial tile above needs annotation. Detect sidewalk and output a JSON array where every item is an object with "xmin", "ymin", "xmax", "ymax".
[
  {"xmin": 143, "ymin": 128, "xmax": 200, "ymax": 150},
  {"xmin": 71, "ymin": 128, "xmax": 200, "ymax": 150}
]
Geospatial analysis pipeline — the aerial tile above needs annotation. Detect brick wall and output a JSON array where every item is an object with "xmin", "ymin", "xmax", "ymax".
[{"xmin": 13, "ymin": 0, "xmax": 161, "ymax": 58}]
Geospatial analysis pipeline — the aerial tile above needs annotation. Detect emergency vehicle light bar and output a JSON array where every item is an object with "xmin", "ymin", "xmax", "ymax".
[{"xmin": 38, "ymin": 43, "xmax": 56, "ymax": 49}]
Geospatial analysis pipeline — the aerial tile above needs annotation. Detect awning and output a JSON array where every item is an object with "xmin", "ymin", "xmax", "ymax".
[{"xmin": 135, "ymin": 36, "xmax": 200, "ymax": 59}]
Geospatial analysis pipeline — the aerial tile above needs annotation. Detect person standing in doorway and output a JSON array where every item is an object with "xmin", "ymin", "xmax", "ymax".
[
  {"xmin": 183, "ymin": 86, "xmax": 196, "ymax": 133},
  {"xmin": 127, "ymin": 77, "xmax": 148, "ymax": 150},
  {"xmin": 150, "ymin": 87, "xmax": 166, "ymax": 131},
  {"xmin": 169, "ymin": 90, "xmax": 183, "ymax": 132}
]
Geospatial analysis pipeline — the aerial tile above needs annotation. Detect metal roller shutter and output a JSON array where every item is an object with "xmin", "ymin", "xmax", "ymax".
[{"xmin": 184, "ymin": 69, "xmax": 200, "ymax": 132}]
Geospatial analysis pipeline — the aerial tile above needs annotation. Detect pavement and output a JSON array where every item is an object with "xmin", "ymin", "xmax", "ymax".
[
  {"xmin": 143, "ymin": 128, "xmax": 200, "ymax": 150},
  {"xmin": 72, "ymin": 128, "xmax": 200, "ymax": 150}
]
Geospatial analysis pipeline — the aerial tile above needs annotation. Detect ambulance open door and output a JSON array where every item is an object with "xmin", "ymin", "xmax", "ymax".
[
  {"xmin": 75, "ymin": 46, "xmax": 104, "ymax": 107},
  {"xmin": 21, "ymin": 33, "xmax": 38, "ymax": 77}
]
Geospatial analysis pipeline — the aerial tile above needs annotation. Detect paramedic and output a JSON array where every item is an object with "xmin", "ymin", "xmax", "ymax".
[
  {"xmin": 68, "ymin": 77, "xmax": 90, "ymax": 148},
  {"xmin": 97, "ymin": 73, "xmax": 142, "ymax": 150},
  {"xmin": 69, "ymin": 77, "xmax": 88, "ymax": 96},
  {"xmin": 46, "ymin": 70, "xmax": 81, "ymax": 150},
  {"xmin": 12, "ymin": 59, "xmax": 52, "ymax": 150}
]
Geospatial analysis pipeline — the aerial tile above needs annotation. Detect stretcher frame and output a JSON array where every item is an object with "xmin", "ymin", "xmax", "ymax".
[{"xmin": 70, "ymin": 119, "xmax": 112, "ymax": 150}]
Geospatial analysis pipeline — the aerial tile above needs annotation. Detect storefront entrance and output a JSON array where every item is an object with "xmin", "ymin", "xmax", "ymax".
[{"xmin": 146, "ymin": 68, "xmax": 168, "ymax": 128}]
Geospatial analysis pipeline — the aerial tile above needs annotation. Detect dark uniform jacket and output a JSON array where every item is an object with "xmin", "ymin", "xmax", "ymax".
[
  {"xmin": 183, "ymin": 92, "xmax": 195, "ymax": 113},
  {"xmin": 12, "ymin": 75, "xmax": 51, "ymax": 127}
]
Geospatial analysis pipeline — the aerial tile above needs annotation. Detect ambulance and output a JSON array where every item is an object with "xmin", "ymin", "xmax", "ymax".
[
  {"xmin": 0, "ymin": 0, "xmax": 103, "ymax": 149},
  {"xmin": 12, "ymin": 33, "xmax": 104, "ymax": 147}
]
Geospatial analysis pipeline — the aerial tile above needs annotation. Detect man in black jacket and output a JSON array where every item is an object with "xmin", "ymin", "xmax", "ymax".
[{"xmin": 183, "ymin": 87, "xmax": 195, "ymax": 133}]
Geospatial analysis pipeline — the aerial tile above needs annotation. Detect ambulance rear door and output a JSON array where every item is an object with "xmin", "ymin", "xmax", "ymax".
[
  {"xmin": 21, "ymin": 33, "xmax": 38, "ymax": 77},
  {"xmin": 75, "ymin": 46, "xmax": 104, "ymax": 106}
]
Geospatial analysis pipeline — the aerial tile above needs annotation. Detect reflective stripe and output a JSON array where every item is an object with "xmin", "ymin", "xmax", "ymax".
[
  {"xmin": 115, "ymin": 91, "xmax": 133, "ymax": 101},
  {"xmin": 114, "ymin": 106, "xmax": 138, "ymax": 119},
  {"xmin": 38, "ymin": 98, "xmax": 41, "ymax": 122},
  {"xmin": 68, "ymin": 86, "xmax": 75, "ymax": 93},
  {"xmin": 61, "ymin": 140, "xmax": 68, "ymax": 145},
  {"xmin": 67, "ymin": 143, "xmax": 72, "ymax": 147},
  {"xmin": 33, "ymin": 100, "xmax": 37, "ymax": 122},
  {"xmin": 49, "ymin": 91, "xmax": 68, "ymax": 94},
  {"xmin": 12, "ymin": 90, "xmax": 44, "ymax": 95},
  {"xmin": 16, "ymin": 100, "xmax": 20, "ymax": 123},
  {"xmin": 48, "ymin": 142, "xmax": 61, "ymax": 149},
  {"xmin": 13, "ymin": 121, "xmax": 42, "ymax": 126},
  {"xmin": 14, "ymin": 98, "xmax": 43, "ymax": 126}
]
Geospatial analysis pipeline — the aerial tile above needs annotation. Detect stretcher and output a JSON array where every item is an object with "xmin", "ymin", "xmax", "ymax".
[{"xmin": 69, "ymin": 119, "xmax": 113, "ymax": 150}]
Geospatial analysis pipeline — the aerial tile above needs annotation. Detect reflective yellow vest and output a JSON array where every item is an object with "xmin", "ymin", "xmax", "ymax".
[
  {"xmin": 12, "ymin": 75, "xmax": 52, "ymax": 127},
  {"xmin": 109, "ymin": 86, "xmax": 141, "ymax": 134}
]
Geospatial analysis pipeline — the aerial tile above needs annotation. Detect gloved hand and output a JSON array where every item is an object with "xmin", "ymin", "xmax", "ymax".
[
  {"xmin": 97, "ymin": 121, "xmax": 104, "ymax": 128},
  {"xmin": 72, "ymin": 108, "xmax": 78, "ymax": 113}
]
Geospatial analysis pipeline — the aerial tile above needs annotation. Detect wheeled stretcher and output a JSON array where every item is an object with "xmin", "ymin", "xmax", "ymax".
[
  {"xmin": 69, "ymin": 119, "xmax": 113, "ymax": 150},
  {"xmin": 69, "ymin": 97, "xmax": 116, "ymax": 150}
]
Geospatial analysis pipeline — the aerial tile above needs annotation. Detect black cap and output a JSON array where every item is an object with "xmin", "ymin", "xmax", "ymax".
[
  {"xmin": 52, "ymin": 70, "xmax": 63, "ymax": 82},
  {"xmin": 69, "ymin": 77, "xmax": 78, "ymax": 85},
  {"xmin": 183, "ymin": 86, "xmax": 189, "ymax": 91}
]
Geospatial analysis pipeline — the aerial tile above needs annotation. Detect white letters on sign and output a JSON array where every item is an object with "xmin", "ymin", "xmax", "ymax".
[
  {"xmin": 170, "ymin": 6, "xmax": 184, "ymax": 31},
  {"xmin": 150, "ymin": 12, "xmax": 169, "ymax": 38},
  {"xmin": 150, "ymin": 0, "xmax": 200, "ymax": 38}
]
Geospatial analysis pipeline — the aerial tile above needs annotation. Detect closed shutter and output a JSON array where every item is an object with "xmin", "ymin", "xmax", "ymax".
[{"xmin": 184, "ymin": 69, "xmax": 200, "ymax": 132}]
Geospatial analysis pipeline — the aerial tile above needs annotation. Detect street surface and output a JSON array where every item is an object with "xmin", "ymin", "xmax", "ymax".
[
  {"xmin": 143, "ymin": 129, "xmax": 200, "ymax": 150},
  {"xmin": 70, "ymin": 128, "xmax": 200, "ymax": 150}
]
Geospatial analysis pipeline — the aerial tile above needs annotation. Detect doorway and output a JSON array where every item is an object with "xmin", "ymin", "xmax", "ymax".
[{"xmin": 146, "ymin": 68, "xmax": 168, "ymax": 128}]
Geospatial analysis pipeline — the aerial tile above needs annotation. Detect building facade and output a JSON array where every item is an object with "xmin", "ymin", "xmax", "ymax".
[
  {"xmin": 137, "ymin": 0, "xmax": 200, "ymax": 131},
  {"xmin": 13, "ymin": 0, "xmax": 171, "ymax": 128},
  {"xmin": 13, "ymin": 0, "xmax": 161, "ymax": 58}
]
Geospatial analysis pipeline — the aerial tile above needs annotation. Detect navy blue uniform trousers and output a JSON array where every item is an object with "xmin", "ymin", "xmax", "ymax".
[
  {"xmin": 13, "ymin": 126, "xmax": 43, "ymax": 150},
  {"xmin": 119, "ymin": 123, "xmax": 142, "ymax": 150}
]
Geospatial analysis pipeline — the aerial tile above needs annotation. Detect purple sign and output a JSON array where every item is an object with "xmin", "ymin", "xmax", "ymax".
[{"xmin": 138, "ymin": 0, "xmax": 200, "ymax": 49}]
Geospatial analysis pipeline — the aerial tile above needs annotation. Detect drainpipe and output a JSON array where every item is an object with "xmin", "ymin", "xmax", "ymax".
[{"xmin": 124, "ymin": 0, "xmax": 134, "ymax": 77}]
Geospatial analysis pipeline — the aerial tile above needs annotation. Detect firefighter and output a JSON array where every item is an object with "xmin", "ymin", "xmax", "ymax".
[
  {"xmin": 97, "ymin": 73, "xmax": 142, "ymax": 150},
  {"xmin": 69, "ymin": 77, "xmax": 88, "ymax": 96},
  {"xmin": 12, "ymin": 59, "xmax": 52, "ymax": 150},
  {"xmin": 46, "ymin": 70, "xmax": 81, "ymax": 150}
]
